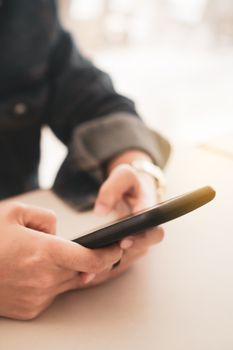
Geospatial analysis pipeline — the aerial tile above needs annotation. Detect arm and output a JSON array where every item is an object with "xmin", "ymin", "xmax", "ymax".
[
  {"xmin": 90, "ymin": 149, "xmax": 166, "ymax": 283},
  {"xmin": 45, "ymin": 13, "xmax": 169, "ymax": 284},
  {"xmin": 45, "ymin": 24, "xmax": 170, "ymax": 209}
]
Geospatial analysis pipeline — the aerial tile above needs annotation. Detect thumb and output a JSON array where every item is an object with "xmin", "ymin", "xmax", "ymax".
[
  {"xmin": 46, "ymin": 235, "xmax": 123, "ymax": 273},
  {"xmin": 15, "ymin": 203, "xmax": 57, "ymax": 235},
  {"xmin": 94, "ymin": 164, "xmax": 140, "ymax": 216}
]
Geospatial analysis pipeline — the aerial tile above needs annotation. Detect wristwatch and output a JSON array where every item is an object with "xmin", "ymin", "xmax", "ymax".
[{"xmin": 130, "ymin": 159, "xmax": 166, "ymax": 202}]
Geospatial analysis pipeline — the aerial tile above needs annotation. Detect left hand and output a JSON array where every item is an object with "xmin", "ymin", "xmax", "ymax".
[
  {"xmin": 94, "ymin": 150, "xmax": 161, "ymax": 217},
  {"xmin": 91, "ymin": 151, "xmax": 165, "ymax": 282},
  {"xmin": 94, "ymin": 163, "xmax": 158, "ymax": 218},
  {"xmin": 56, "ymin": 152, "xmax": 165, "ymax": 291}
]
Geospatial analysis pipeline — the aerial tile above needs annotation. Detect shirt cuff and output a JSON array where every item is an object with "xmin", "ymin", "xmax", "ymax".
[
  {"xmin": 53, "ymin": 113, "xmax": 171, "ymax": 211},
  {"xmin": 69, "ymin": 113, "xmax": 170, "ymax": 172}
]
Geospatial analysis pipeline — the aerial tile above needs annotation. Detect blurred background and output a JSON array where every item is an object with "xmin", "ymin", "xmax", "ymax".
[{"xmin": 40, "ymin": 0, "xmax": 233, "ymax": 187}]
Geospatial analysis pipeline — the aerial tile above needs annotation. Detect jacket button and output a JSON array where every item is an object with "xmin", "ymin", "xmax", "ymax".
[{"xmin": 13, "ymin": 102, "xmax": 28, "ymax": 116}]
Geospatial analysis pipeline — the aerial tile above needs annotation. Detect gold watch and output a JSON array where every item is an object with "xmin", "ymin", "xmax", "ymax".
[{"xmin": 130, "ymin": 159, "xmax": 166, "ymax": 202}]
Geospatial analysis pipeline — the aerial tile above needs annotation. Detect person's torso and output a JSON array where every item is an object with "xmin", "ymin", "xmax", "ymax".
[
  {"xmin": 0, "ymin": 0, "xmax": 58, "ymax": 93},
  {"xmin": 0, "ymin": 0, "xmax": 58, "ymax": 198}
]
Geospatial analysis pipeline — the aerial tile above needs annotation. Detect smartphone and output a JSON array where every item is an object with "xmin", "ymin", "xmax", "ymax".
[{"xmin": 72, "ymin": 186, "xmax": 216, "ymax": 249}]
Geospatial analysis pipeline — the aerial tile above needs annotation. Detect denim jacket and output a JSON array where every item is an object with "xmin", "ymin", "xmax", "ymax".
[{"xmin": 0, "ymin": 0, "xmax": 170, "ymax": 210}]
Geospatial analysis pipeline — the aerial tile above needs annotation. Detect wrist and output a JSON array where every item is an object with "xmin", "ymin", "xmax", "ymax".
[
  {"xmin": 106, "ymin": 150, "xmax": 166, "ymax": 202},
  {"xmin": 106, "ymin": 150, "xmax": 153, "ymax": 175},
  {"xmin": 130, "ymin": 159, "xmax": 166, "ymax": 202}
]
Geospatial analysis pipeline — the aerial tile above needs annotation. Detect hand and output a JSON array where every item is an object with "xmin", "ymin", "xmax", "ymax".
[
  {"xmin": 0, "ymin": 202, "xmax": 123, "ymax": 320},
  {"xmin": 93, "ymin": 151, "xmax": 165, "ymax": 280},
  {"xmin": 80, "ymin": 228, "xmax": 164, "ymax": 287}
]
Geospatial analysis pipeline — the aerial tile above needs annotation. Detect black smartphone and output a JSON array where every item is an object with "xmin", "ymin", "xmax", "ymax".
[{"xmin": 72, "ymin": 186, "xmax": 216, "ymax": 249}]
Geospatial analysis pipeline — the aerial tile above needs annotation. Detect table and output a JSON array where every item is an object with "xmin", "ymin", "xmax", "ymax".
[{"xmin": 0, "ymin": 146, "xmax": 233, "ymax": 350}]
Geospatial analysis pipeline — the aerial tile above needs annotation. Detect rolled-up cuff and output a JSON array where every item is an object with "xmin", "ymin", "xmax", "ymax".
[
  {"xmin": 69, "ymin": 113, "xmax": 171, "ymax": 172},
  {"xmin": 53, "ymin": 114, "xmax": 171, "ymax": 211}
]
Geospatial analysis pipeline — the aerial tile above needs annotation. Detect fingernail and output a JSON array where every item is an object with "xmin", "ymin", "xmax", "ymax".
[
  {"xmin": 94, "ymin": 204, "xmax": 109, "ymax": 216},
  {"xmin": 84, "ymin": 273, "xmax": 96, "ymax": 284},
  {"xmin": 120, "ymin": 239, "xmax": 133, "ymax": 250}
]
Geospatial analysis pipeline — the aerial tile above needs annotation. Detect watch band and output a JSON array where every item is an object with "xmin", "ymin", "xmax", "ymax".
[{"xmin": 130, "ymin": 159, "xmax": 166, "ymax": 202}]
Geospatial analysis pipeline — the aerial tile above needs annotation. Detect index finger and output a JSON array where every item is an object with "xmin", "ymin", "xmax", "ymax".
[
  {"xmin": 128, "ymin": 226, "xmax": 165, "ymax": 248},
  {"xmin": 94, "ymin": 164, "xmax": 141, "ymax": 214}
]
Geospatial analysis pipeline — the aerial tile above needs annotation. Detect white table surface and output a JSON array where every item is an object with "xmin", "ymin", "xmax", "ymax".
[{"xmin": 0, "ymin": 146, "xmax": 233, "ymax": 350}]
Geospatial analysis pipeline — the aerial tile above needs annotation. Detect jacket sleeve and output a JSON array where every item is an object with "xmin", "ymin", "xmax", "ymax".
[{"xmin": 47, "ymin": 28, "xmax": 171, "ymax": 210}]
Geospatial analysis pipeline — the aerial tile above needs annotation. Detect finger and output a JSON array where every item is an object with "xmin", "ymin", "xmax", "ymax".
[
  {"xmin": 79, "ymin": 272, "xmax": 96, "ymax": 284},
  {"xmin": 71, "ymin": 247, "xmax": 149, "ymax": 289},
  {"xmin": 79, "ymin": 229, "xmax": 164, "ymax": 287},
  {"xmin": 132, "ymin": 226, "xmax": 165, "ymax": 248},
  {"xmin": 114, "ymin": 201, "xmax": 131, "ymax": 219},
  {"xmin": 111, "ymin": 249, "xmax": 148, "ymax": 274},
  {"xmin": 45, "ymin": 236, "xmax": 123, "ymax": 274},
  {"xmin": 10, "ymin": 202, "xmax": 57, "ymax": 234},
  {"xmin": 57, "ymin": 272, "xmax": 98, "ymax": 293},
  {"xmin": 130, "ymin": 177, "xmax": 158, "ymax": 213},
  {"xmin": 56, "ymin": 277, "xmax": 82, "ymax": 294},
  {"xmin": 120, "ymin": 236, "xmax": 134, "ymax": 249},
  {"xmin": 132, "ymin": 196, "xmax": 156, "ymax": 214},
  {"xmin": 94, "ymin": 164, "xmax": 141, "ymax": 215},
  {"xmin": 82, "ymin": 255, "xmax": 139, "ymax": 287},
  {"xmin": 119, "ymin": 227, "xmax": 164, "ymax": 252}
]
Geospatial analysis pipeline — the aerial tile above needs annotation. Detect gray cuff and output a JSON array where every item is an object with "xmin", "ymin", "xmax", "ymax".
[
  {"xmin": 69, "ymin": 113, "xmax": 171, "ymax": 173},
  {"xmin": 53, "ymin": 113, "xmax": 171, "ymax": 211}
]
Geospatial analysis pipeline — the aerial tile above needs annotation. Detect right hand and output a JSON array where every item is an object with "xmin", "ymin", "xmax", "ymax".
[{"xmin": 0, "ymin": 202, "xmax": 123, "ymax": 320}]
